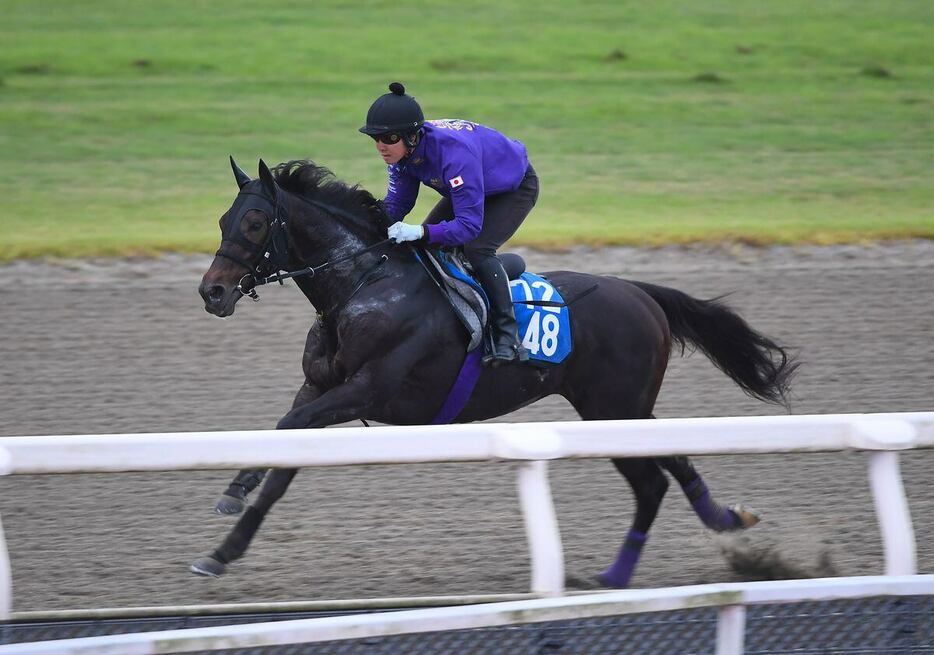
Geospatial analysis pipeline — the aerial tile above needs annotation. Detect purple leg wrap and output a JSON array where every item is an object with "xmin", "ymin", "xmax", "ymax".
[
  {"xmin": 685, "ymin": 477, "xmax": 740, "ymax": 531},
  {"xmin": 598, "ymin": 530, "xmax": 647, "ymax": 588}
]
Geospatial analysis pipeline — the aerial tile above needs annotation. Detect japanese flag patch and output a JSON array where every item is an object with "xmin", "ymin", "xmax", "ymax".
[{"xmin": 449, "ymin": 175, "xmax": 464, "ymax": 189}]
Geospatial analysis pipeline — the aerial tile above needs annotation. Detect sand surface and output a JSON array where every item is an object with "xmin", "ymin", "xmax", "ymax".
[{"xmin": 1, "ymin": 242, "xmax": 932, "ymax": 612}]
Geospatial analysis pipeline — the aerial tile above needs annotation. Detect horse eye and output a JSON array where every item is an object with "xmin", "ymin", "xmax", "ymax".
[{"xmin": 248, "ymin": 220, "xmax": 263, "ymax": 231}]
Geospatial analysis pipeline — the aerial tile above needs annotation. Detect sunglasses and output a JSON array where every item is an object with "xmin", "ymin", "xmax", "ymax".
[{"xmin": 371, "ymin": 132, "xmax": 403, "ymax": 145}]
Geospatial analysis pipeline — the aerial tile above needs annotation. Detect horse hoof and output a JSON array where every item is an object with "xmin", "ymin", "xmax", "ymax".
[
  {"xmin": 731, "ymin": 504, "xmax": 761, "ymax": 529},
  {"xmin": 190, "ymin": 556, "xmax": 227, "ymax": 577},
  {"xmin": 565, "ymin": 574, "xmax": 603, "ymax": 591},
  {"xmin": 215, "ymin": 494, "xmax": 245, "ymax": 515},
  {"xmin": 595, "ymin": 572, "xmax": 627, "ymax": 589}
]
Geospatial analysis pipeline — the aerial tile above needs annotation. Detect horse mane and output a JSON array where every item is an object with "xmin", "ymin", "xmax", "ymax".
[{"xmin": 271, "ymin": 160, "xmax": 388, "ymax": 236}]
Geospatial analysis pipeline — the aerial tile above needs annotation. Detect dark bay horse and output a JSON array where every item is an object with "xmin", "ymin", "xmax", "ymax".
[{"xmin": 194, "ymin": 158, "xmax": 797, "ymax": 588}]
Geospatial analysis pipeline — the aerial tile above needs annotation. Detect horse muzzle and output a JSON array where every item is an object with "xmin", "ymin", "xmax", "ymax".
[{"xmin": 199, "ymin": 279, "xmax": 242, "ymax": 317}]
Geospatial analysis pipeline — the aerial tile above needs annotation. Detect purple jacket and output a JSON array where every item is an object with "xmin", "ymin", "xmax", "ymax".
[{"xmin": 382, "ymin": 119, "xmax": 529, "ymax": 247}]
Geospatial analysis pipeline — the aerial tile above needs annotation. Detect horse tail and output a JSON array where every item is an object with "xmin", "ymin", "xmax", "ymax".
[{"xmin": 629, "ymin": 281, "xmax": 799, "ymax": 408}]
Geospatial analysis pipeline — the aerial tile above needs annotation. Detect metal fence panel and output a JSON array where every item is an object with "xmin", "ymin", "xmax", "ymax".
[{"xmin": 3, "ymin": 597, "xmax": 933, "ymax": 654}]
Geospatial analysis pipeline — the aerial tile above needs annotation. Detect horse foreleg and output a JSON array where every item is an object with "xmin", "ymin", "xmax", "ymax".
[
  {"xmin": 215, "ymin": 468, "xmax": 267, "ymax": 515},
  {"xmin": 275, "ymin": 386, "xmax": 373, "ymax": 430},
  {"xmin": 213, "ymin": 383, "xmax": 321, "ymax": 515},
  {"xmin": 657, "ymin": 456, "xmax": 760, "ymax": 531},
  {"xmin": 191, "ymin": 468, "xmax": 298, "ymax": 577},
  {"xmin": 598, "ymin": 458, "xmax": 669, "ymax": 588},
  {"xmin": 190, "ymin": 342, "xmax": 420, "ymax": 577}
]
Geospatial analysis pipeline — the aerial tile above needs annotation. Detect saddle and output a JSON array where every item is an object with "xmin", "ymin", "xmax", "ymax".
[
  {"xmin": 415, "ymin": 247, "xmax": 583, "ymax": 366},
  {"xmin": 414, "ymin": 248, "xmax": 526, "ymax": 353}
]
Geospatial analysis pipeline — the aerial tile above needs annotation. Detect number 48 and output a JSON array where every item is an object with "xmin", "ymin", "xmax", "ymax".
[{"xmin": 522, "ymin": 311, "xmax": 560, "ymax": 357}]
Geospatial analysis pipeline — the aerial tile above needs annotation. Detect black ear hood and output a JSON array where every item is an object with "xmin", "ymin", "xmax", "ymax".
[
  {"xmin": 258, "ymin": 159, "xmax": 278, "ymax": 198},
  {"xmin": 217, "ymin": 160, "xmax": 289, "ymax": 275},
  {"xmin": 230, "ymin": 156, "xmax": 251, "ymax": 189}
]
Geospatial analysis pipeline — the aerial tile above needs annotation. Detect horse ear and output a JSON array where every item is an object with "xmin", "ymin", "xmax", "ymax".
[
  {"xmin": 258, "ymin": 159, "xmax": 277, "ymax": 197},
  {"xmin": 230, "ymin": 156, "xmax": 251, "ymax": 189}
]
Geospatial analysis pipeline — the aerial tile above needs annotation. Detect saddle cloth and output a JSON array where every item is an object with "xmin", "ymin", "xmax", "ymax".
[{"xmin": 415, "ymin": 248, "xmax": 573, "ymax": 364}]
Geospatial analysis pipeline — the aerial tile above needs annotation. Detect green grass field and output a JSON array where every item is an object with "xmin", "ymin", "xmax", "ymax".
[{"xmin": 1, "ymin": 0, "xmax": 932, "ymax": 259}]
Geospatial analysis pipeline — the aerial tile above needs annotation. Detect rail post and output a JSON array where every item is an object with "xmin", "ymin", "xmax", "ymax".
[
  {"xmin": 0, "ymin": 446, "xmax": 12, "ymax": 619},
  {"xmin": 516, "ymin": 460, "xmax": 564, "ymax": 597},
  {"xmin": 716, "ymin": 604, "xmax": 745, "ymax": 655},
  {"xmin": 868, "ymin": 451, "xmax": 917, "ymax": 575},
  {"xmin": 495, "ymin": 426, "xmax": 565, "ymax": 597},
  {"xmin": 851, "ymin": 419, "xmax": 917, "ymax": 576}
]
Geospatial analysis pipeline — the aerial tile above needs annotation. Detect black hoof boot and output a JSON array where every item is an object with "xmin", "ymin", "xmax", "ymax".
[
  {"xmin": 215, "ymin": 469, "xmax": 266, "ymax": 515},
  {"xmin": 215, "ymin": 486, "xmax": 248, "ymax": 515},
  {"xmin": 190, "ymin": 554, "xmax": 227, "ymax": 577}
]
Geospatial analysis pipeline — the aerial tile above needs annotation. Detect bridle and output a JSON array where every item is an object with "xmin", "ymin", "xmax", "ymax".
[
  {"xmin": 214, "ymin": 183, "xmax": 392, "ymax": 302},
  {"xmin": 213, "ymin": 188, "xmax": 287, "ymax": 293}
]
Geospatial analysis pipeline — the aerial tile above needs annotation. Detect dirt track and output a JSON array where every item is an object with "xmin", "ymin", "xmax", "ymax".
[{"xmin": 1, "ymin": 242, "xmax": 932, "ymax": 612}]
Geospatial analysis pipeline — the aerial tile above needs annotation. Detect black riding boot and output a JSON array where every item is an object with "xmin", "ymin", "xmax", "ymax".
[{"xmin": 473, "ymin": 257, "xmax": 528, "ymax": 366}]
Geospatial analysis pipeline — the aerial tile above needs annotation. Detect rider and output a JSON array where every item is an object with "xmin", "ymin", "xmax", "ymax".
[{"xmin": 360, "ymin": 82, "xmax": 539, "ymax": 365}]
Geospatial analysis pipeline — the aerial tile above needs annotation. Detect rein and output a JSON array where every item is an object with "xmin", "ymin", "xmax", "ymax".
[
  {"xmin": 317, "ymin": 252, "xmax": 389, "ymax": 322},
  {"xmin": 242, "ymin": 237, "xmax": 392, "ymax": 299}
]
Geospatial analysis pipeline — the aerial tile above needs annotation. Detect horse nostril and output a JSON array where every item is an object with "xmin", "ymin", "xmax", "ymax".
[{"xmin": 203, "ymin": 284, "xmax": 226, "ymax": 304}]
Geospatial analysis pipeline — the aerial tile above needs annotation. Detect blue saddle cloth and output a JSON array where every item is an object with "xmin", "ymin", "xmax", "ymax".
[
  {"xmin": 425, "ymin": 250, "xmax": 573, "ymax": 365},
  {"xmin": 508, "ymin": 272, "xmax": 573, "ymax": 364}
]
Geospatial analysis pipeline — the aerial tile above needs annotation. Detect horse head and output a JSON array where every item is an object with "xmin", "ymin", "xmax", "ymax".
[
  {"xmin": 199, "ymin": 157, "xmax": 287, "ymax": 316},
  {"xmin": 200, "ymin": 158, "xmax": 392, "ymax": 317}
]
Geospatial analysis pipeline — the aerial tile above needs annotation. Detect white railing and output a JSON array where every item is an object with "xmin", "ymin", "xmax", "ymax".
[
  {"xmin": 4, "ymin": 576, "xmax": 934, "ymax": 655},
  {"xmin": 0, "ymin": 411, "xmax": 932, "ymax": 654}
]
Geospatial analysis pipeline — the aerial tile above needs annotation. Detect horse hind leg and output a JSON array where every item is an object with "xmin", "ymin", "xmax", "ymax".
[
  {"xmin": 657, "ymin": 456, "xmax": 760, "ymax": 531},
  {"xmin": 191, "ymin": 467, "xmax": 298, "ymax": 577},
  {"xmin": 565, "ymin": 378, "xmax": 667, "ymax": 587},
  {"xmin": 598, "ymin": 457, "xmax": 669, "ymax": 588}
]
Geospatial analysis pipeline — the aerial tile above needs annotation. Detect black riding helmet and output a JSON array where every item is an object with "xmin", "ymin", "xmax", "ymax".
[{"xmin": 359, "ymin": 82, "xmax": 424, "ymax": 136}]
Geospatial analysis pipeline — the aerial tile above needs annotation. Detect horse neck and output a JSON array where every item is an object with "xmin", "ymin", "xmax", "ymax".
[{"xmin": 283, "ymin": 194, "xmax": 387, "ymax": 312}]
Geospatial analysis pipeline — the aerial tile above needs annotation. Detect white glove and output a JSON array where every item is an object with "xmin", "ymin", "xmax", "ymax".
[{"xmin": 387, "ymin": 221, "xmax": 424, "ymax": 243}]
